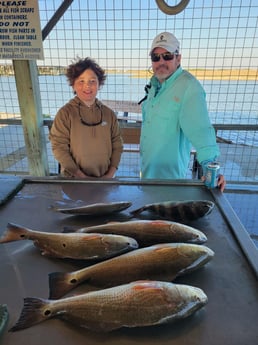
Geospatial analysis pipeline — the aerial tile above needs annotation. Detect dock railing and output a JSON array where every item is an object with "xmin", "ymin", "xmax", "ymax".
[{"xmin": 0, "ymin": 99, "xmax": 257, "ymax": 182}]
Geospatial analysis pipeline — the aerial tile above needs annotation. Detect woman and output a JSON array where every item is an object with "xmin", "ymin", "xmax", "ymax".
[{"xmin": 49, "ymin": 57, "xmax": 123, "ymax": 178}]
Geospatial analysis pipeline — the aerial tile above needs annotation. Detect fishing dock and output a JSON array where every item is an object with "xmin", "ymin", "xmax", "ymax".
[{"xmin": 0, "ymin": 1, "xmax": 258, "ymax": 344}]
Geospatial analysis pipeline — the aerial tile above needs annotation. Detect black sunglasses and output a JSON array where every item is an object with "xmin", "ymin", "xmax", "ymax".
[
  {"xmin": 78, "ymin": 103, "xmax": 103, "ymax": 127},
  {"xmin": 151, "ymin": 52, "xmax": 177, "ymax": 62}
]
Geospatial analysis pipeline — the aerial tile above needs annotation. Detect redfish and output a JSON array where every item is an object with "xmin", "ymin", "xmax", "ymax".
[
  {"xmin": 49, "ymin": 243, "xmax": 214, "ymax": 299},
  {"xmin": 0, "ymin": 223, "xmax": 138, "ymax": 260},
  {"xmin": 9, "ymin": 281, "xmax": 208, "ymax": 332},
  {"xmin": 52, "ymin": 201, "xmax": 132, "ymax": 216},
  {"xmin": 68, "ymin": 219, "xmax": 207, "ymax": 246},
  {"xmin": 130, "ymin": 200, "xmax": 214, "ymax": 222}
]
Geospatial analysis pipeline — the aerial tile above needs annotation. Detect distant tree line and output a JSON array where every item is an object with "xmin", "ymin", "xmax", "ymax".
[{"xmin": 0, "ymin": 64, "xmax": 66, "ymax": 76}]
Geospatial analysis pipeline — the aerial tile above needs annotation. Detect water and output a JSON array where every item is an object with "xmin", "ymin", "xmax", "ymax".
[{"xmin": 0, "ymin": 74, "xmax": 257, "ymax": 146}]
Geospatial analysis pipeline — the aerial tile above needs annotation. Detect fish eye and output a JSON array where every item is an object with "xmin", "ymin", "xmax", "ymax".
[{"xmin": 44, "ymin": 309, "xmax": 51, "ymax": 316}]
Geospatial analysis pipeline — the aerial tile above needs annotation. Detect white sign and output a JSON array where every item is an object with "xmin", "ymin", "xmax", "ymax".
[{"xmin": 0, "ymin": 0, "xmax": 44, "ymax": 60}]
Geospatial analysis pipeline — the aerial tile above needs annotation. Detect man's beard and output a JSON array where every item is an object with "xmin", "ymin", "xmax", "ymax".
[{"xmin": 155, "ymin": 65, "xmax": 170, "ymax": 81}]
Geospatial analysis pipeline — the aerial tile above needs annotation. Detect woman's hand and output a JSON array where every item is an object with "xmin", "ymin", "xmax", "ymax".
[
  {"xmin": 102, "ymin": 166, "xmax": 117, "ymax": 178},
  {"xmin": 73, "ymin": 169, "xmax": 89, "ymax": 178}
]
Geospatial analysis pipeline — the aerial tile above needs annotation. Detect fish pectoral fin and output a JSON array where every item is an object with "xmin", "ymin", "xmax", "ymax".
[
  {"xmin": 132, "ymin": 280, "xmax": 164, "ymax": 289},
  {"xmin": 60, "ymin": 314, "xmax": 121, "ymax": 332},
  {"xmin": 40, "ymin": 249, "xmax": 57, "ymax": 257},
  {"xmin": 80, "ymin": 320, "xmax": 121, "ymax": 332}
]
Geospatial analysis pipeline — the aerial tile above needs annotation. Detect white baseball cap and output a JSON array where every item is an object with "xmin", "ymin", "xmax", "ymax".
[{"xmin": 149, "ymin": 32, "xmax": 180, "ymax": 55}]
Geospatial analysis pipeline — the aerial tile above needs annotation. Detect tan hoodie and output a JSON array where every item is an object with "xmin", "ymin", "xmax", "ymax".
[{"xmin": 49, "ymin": 96, "xmax": 123, "ymax": 177}]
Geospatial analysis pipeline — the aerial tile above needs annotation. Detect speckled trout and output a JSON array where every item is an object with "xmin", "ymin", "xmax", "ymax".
[
  {"xmin": 0, "ymin": 223, "xmax": 138, "ymax": 260},
  {"xmin": 130, "ymin": 200, "xmax": 214, "ymax": 222},
  {"xmin": 68, "ymin": 219, "xmax": 207, "ymax": 246},
  {"xmin": 49, "ymin": 243, "xmax": 214, "ymax": 299},
  {"xmin": 52, "ymin": 201, "xmax": 132, "ymax": 215},
  {"xmin": 9, "ymin": 280, "xmax": 208, "ymax": 332}
]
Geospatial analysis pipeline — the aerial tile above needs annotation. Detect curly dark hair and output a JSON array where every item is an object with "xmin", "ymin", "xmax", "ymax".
[{"xmin": 66, "ymin": 57, "xmax": 106, "ymax": 87}]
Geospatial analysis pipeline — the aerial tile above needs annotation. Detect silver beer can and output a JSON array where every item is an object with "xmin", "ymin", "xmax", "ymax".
[{"xmin": 205, "ymin": 162, "xmax": 220, "ymax": 188}]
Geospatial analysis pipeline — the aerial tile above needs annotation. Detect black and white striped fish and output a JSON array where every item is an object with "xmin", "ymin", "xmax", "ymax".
[{"xmin": 130, "ymin": 200, "xmax": 214, "ymax": 222}]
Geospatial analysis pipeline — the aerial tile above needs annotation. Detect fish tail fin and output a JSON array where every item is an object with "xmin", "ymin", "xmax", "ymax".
[
  {"xmin": 9, "ymin": 297, "xmax": 51, "ymax": 332},
  {"xmin": 49, "ymin": 271, "xmax": 78, "ymax": 299},
  {"xmin": 49, "ymin": 204, "xmax": 58, "ymax": 211},
  {"xmin": 0, "ymin": 222, "xmax": 29, "ymax": 243},
  {"xmin": 130, "ymin": 206, "xmax": 146, "ymax": 216}
]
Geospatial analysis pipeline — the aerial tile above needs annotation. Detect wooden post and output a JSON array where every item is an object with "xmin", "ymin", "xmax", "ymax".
[{"xmin": 12, "ymin": 60, "xmax": 49, "ymax": 176}]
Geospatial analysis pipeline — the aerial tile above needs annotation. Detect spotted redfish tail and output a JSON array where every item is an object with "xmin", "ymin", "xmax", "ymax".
[
  {"xmin": 0, "ymin": 223, "xmax": 29, "ymax": 243},
  {"xmin": 49, "ymin": 271, "xmax": 79, "ymax": 299},
  {"xmin": 9, "ymin": 298, "xmax": 51, "ymax": 332}
]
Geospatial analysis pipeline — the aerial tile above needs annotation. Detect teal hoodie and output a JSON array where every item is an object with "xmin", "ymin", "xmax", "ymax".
[{"xmin": 140, "ymin": 66, "xmax": 220, "ymax": 179}]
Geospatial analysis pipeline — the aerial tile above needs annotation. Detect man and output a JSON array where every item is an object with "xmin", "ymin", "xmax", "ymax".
[{"xmin": 139, "ymin": 32, "xmax": 225, "ymax": 191}]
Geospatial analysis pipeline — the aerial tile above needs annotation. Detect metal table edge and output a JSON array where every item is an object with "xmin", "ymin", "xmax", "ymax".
[{"xmin": 211, "ymin": 188, "xmax": 258, "ymax": 279}]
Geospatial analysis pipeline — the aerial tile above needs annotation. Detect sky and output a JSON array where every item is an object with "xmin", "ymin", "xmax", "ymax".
[{"xmin": 27, "ymin": 0, "xmax": 258, "ymax": 70}]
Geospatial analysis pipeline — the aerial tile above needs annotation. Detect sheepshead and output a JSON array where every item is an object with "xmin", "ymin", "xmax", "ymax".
[
  {"xmin": 130, "ymin": 200, "xmax": 214, "ymax": 222},
  {"xmin": 0, "ymin": 223, "xmax": 138, "ymax": 260},
  {"xmin": 67, "ymin": 220, "xmax": 207, "ymax": 246},
  {"xmin": 10, "ymin": 280, "xmax": 208, "ymax": 333},
  {"xmin": 49, "ymin": 243, "xmax": 214, "ymax": 299},
  {"xmin": 51, "ymin": 201, "xmax": 132, "ymax": 216}
]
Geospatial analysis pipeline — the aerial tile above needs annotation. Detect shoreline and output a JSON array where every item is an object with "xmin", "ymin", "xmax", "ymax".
[
  {"xmin": 125, "ymin": 69, "xmax": 258, "ymax": 81},
  {"xmin": 0, "ymin": 67, "xmax": 257, "ymax": 81}
]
